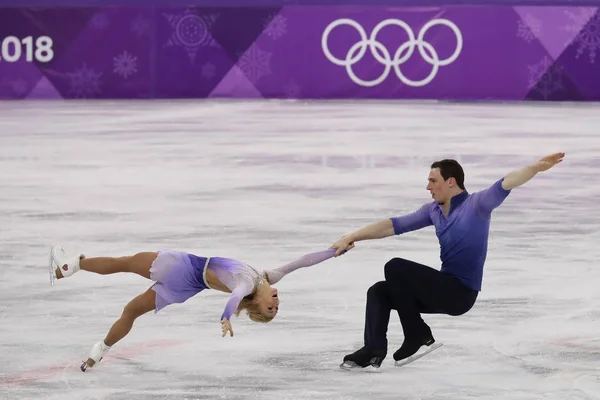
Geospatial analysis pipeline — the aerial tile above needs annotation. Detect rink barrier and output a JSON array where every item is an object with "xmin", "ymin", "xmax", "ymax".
[{"xmin": 1, "ymin": 2, "xmax": 600, "ymax": 101}]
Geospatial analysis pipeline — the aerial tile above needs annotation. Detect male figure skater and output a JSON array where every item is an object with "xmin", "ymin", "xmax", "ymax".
[{"xmin": 331, "ymin": 153, "xmax": 565, "ymax": 370}]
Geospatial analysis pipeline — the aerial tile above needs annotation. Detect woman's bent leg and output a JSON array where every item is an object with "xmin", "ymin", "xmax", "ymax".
[{"xmin": 82, "ymin": 288, "xmax": 157, "ymax": 371}]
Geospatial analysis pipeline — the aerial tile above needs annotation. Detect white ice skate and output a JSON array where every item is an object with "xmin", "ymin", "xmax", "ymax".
[
  {"xmin": 48, "ymin": 245, "xmax": 84, "ymax": 286},
  {"xmin": 81, "ymin": 341, "xmax": 111, "ymax": 372}
]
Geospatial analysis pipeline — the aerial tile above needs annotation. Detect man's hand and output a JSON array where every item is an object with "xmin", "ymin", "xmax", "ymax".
[
  {"xmin": 502, "ymin": 152, "xmax": 565, "ymax": 190},
  {"xmin": 532, "ymin": 152, "xmax": 565, "ymax": 172},
  {"xmin": 221, "ymin": 318, "xmax": 234, "ymax": 337},
  {"xmin": 330, "ymin": 235, "xmax": 355, "ymax": 257}
]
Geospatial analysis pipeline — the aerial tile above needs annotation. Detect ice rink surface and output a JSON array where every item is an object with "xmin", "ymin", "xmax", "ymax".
[{"xmin": 0, "ymin": 99, "xmax": 599, "ymax": 399}]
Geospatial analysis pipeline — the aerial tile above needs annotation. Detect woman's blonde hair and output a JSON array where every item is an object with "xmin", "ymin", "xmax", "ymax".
[
  {"xmin": 234, "ymin": 271, "xmax": 274, "ymax": 323},
  {"xmin": 235, "ymin": 296, "xmax": 274, "ymax": 323}
]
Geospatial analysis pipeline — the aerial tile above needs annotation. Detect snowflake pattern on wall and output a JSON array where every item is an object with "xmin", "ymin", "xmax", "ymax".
[
  {"xmin": 517, "ymin": 14, "xmax": 541, "ymax": 44},
  {"xmin": 237, "ymin": 44, "xmax": 272, "ymax": 84},
  {"xmin": 569, "ymin": 10, "xmax": 600, "ymax": 63},
  {"xmin": 113, "ymin": 51, "xmax": 138, "ymax": 79},
  {"xmin": 163, "ymin": 9, "xmax": 219, "ymax": 64},
  {"xmin": 527, "ymin": 56, "xmax": 564, "ymax": 99},
  {"xmin": 263, "ymin": 14, "xmax": 288, "ymax": 40},
  {"xmin": 562, "ymin": 8, "xmax": 597, "ymax": 37},
  {"xmin": 66, "ymin": 63, "xmax": 103, "ymax": 98}
]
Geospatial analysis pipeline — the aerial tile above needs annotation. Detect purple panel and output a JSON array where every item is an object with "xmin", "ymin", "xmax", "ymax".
[
  {"xmin": 0, "ymin": 8, "xmax": 98, "ymax": 99},
  {"xmin": 153, "ymin": 7, "xmax": 280, "ymax": 98},
  {"xmin": 252, "ymin": 6, "xmax": 549, "ymax": 100},
  {"xmin": 0, "ymin": 5, "xmax": 600, "ymax": 101},
  {"xmin": 3, "ymin": 0, "xmax": 600, "ymax": 6},
  {"xmin": 549, "ymin": 9, "xmax": 600, "ymax": 100},
  {"xmin": 46, "ymin": 7, "xmax": 153, "ymax": 99}
]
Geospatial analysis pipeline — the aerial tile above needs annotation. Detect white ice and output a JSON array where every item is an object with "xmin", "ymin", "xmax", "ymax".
[{"xmin": 0, "ymin": 100, "xmax": 599, "ymax": 400}]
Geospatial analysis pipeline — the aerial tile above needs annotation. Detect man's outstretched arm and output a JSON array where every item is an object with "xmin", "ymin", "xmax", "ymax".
[
  {"xmin": 330, "ymin": 204, "xmax": 432, "ymax": 256},
  {"xmin": 346, "ymin": 219, "xmax": 396, "ymax": 241},
  {"xmin": 502, "ymin": 152, "xmax": 565, "ymax": 190},
  {"xmin": 330, "ymin": 219, "xmax": 395, "ymax": 256}
]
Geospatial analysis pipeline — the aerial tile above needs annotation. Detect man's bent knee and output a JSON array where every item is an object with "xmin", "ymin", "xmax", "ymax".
[
  {"xmin": 367, "ymin": 281, "xmax": 388, "ymax": 298},
  {"xmin": 447, "ymin": 293, "xmax": 478, "ymax": 316},
  {"xmin": 384, "ymin": 257, "xmax": 409, "ymax": 280}
]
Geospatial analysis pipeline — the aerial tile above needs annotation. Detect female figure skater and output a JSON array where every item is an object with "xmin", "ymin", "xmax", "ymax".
[{"xmin": 49, "ymin": 245, "xmax": 336, "ymax": 371}]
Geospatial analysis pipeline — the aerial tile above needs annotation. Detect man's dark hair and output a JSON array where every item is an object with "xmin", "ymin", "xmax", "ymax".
[{"xmin": 430, "ymin": 159, "xmax": 465, "ymax": 190}]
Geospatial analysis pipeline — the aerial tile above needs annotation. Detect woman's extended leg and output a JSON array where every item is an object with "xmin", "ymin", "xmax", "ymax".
[
  {"xmin": 78, "ymin": 252, "xmax": 158, "ymax": 279},
  {"xmin": 51, "ymin": 245, "xmax": 158, "ymax": 280}
]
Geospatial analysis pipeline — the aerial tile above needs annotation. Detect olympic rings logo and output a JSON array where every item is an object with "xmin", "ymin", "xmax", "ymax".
[{"xmin": 321, "ymin": 18, "xmax": 463, "ymax": 87}]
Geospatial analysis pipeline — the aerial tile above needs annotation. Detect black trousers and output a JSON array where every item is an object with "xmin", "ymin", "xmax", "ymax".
[{"xmin": 364, "ymin": 257, "xmax": 478, "ymax": 352}]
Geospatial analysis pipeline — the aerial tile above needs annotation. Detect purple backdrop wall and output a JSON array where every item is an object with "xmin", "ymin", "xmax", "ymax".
[{"xmin": 0, "ymin": 5, "xmax": 599, "ymax": 101}]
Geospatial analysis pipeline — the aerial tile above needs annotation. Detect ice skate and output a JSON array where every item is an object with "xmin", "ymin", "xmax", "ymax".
[
  {"xmin": 81, "ymin": 341, "xmax": 111, "ymax": 372},
  {"xmin": 49, "ymin": 245, "xmax": 84, "ymax": 286},
  {"xmin": 393, "ymin": 334, "xmax": 443, "ymax": 367},
  {"xmin": 339, "ymin": 347, "xmax": 386, "ymax": 372}
]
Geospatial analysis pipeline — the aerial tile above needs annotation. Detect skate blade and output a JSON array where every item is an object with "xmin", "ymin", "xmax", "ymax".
[
  {"xmin": 394, "ymin": 342, "xmax": 443, "ymax": 367},
  {"xmin": 80, "ymin": 357, "xmax": 98, "ymax": 372},
  {"xmin": 48, "ymin": 246, "xmax": 56, "ymax": 287},
  {"xmin": 339, "ymin": 361, "xmax": 381, "ymax": 373}
]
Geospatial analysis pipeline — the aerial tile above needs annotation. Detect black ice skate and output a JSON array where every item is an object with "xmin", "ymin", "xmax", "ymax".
[
  {"xmin": 393, "ymin": 333, "xmax": 443, "ymax": 367},
  {"xmin": 339, "ymin": 347, "xmax": 386, "ymax": 372}
]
